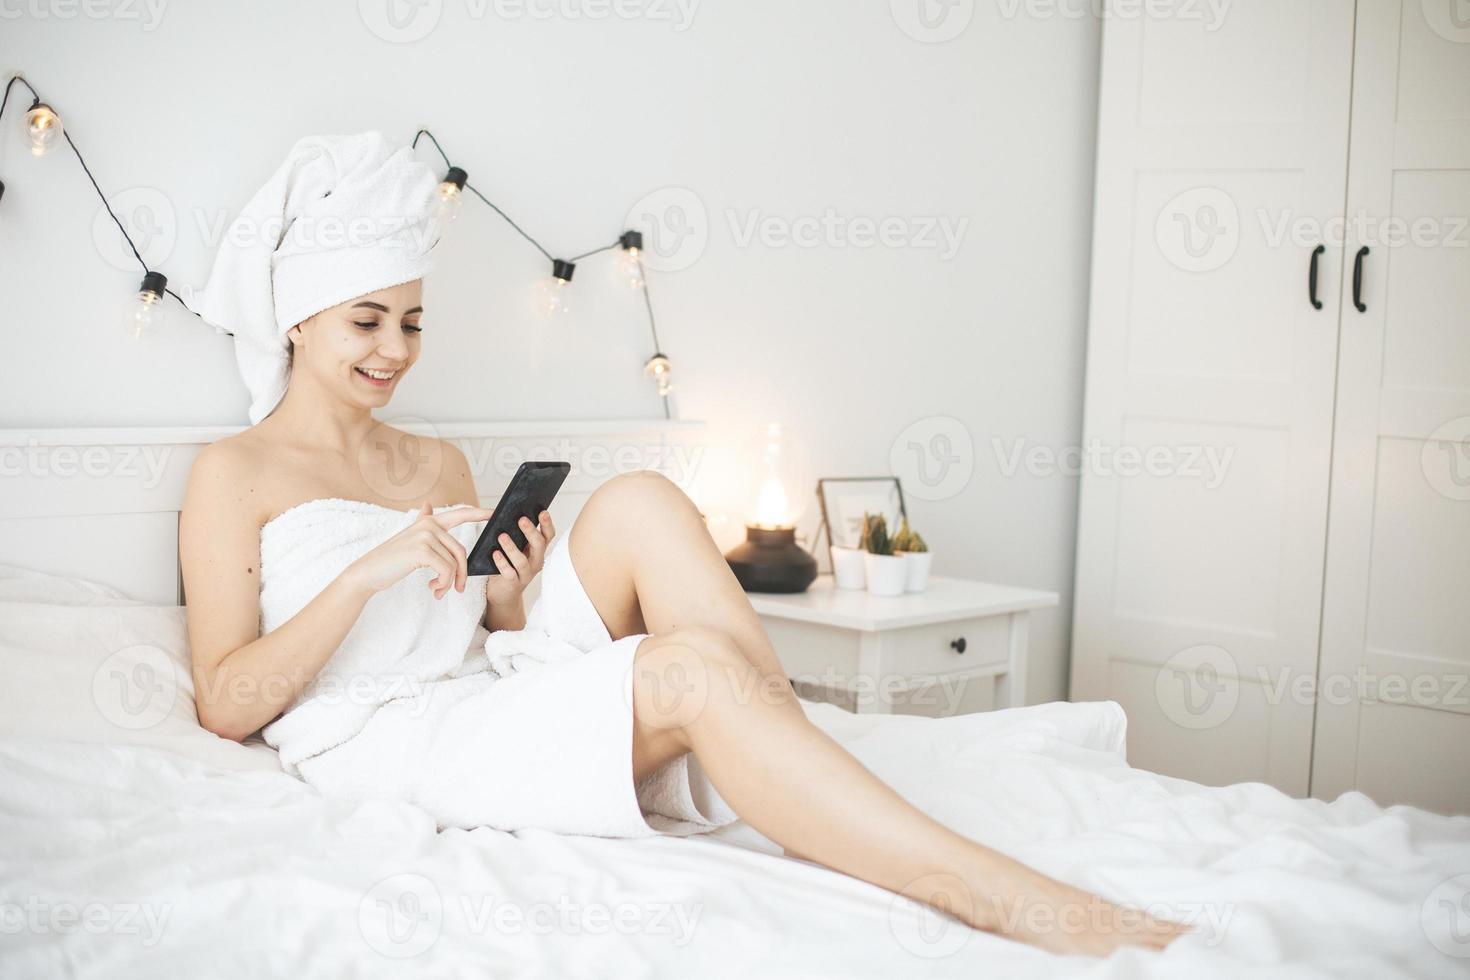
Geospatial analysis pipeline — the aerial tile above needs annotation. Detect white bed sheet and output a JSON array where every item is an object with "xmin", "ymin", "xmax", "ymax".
[{"xmin": 3, "ymin": 694, "xmax": 1468, "ymax": 979}]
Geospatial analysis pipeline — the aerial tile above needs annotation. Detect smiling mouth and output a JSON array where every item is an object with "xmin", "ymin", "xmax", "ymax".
[{"xmin": 354, "ymin": 366, "xmax": 399, "ymax": 386}]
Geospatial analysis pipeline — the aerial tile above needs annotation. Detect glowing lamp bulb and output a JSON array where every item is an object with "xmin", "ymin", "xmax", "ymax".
[
  {"xmin": 128, "ymin": 272, "xmax": 167, "ymax": 340},
  {"xmin": 643, "ymin": 352, "xmax": 673, "ymax": 396},
  {"xmin": 753, "ymin": 474, "xmax": 790, "ymax": 529},
  {"xmin": 539, "ymin": 259, "xmax": 576, "ymax": 319},
  {"xmin": 618, "ymin": 230, "xmax": 645, "ymax": 289},
  {"xmin": 25, "ymin": 102, "xmax": 62, "ymax": 156},
  {"xmin": 437, "ymin": 166, "xmax": 467, "ymax": 222}
]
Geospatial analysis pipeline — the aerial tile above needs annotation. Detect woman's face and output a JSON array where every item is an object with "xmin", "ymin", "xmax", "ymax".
[{"xmin": 286, "ymin": 279, "xmax": 424, "ymax": 410}]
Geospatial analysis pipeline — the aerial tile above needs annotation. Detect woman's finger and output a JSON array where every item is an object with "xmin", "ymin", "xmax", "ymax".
[
  {"xmin": 434, "ymin": 506, "xmax": 496, "ymax": 530},
  {"xmin": 423, "ymin": 537, "xmax": 457, "ymax": 597},
  {"xmin": 540, "ymin": 511, "xmax": 556, "ymax": 541},
  {"xmin": 433, "ymin": 527, "xmax": 469, "ymax": 592},
  {"xmin": 518, "ymin": 517, "xmax": 545, "ymax": 559},
  {"xmin": 498, "ymin": 533, "xmax": 529, "ymax": 572},
  {"xmin": 492, "ymin": 548, "xmax": 517, "ymax": 581}
]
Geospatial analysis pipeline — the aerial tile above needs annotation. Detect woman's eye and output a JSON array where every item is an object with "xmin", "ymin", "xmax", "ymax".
[
  {"xmin": 353, "ymin": 320, "xmax": 377, "ymax": 329},
  {"xmin": 405, "ymin": 324, "xmax": 423, "ymax": 333}
]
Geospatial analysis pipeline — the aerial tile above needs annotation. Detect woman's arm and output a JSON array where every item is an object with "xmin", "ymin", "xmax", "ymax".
[
  {"xmin": 484, "ymin": 596, "xmax": 527, "ymax": 632},
  {"xmin": 179, "ymin": 443, "xmax": 377, "ymax": 742}
]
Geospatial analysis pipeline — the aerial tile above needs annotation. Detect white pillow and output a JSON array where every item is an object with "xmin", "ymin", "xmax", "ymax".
[{"xmin": 0, "ymin": 563, "xmax": 283, "ymax": 773}]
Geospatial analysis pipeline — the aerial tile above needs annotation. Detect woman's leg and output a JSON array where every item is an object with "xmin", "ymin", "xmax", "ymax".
[
  {"xmin": 568, "ymin": 471, "xmax": 1188, "ymax": 957},
  {"xmin": 630, "ymin": 628, "xmax": 1186, "ymax": 957},
  {"xmin": 567, "ymin": 470, "xmax": 801, "ymax": 715}
]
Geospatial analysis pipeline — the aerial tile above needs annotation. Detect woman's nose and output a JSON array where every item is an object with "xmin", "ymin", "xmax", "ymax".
[{"xmin": 378, "ymin": 333, "xmax": 410, "ymax": 359}]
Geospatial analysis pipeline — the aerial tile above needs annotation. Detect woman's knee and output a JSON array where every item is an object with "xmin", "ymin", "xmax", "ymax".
[
  {"xmin": 587, "ymin": 469, "xmax": 693, "ymax": 523},
  {"xmin": 630, "ymin": 626, "xmax": 755, "ymax": 731}
]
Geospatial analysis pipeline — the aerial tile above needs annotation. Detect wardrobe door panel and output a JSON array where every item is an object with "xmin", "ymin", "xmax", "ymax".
[
  {"xmin": 1073, "ymin": 0, "xmax": 1356, "ymax": 796},
  {"xmin": 1312, "ymin": 0, "xmax": 1470, "ymax": 814}
]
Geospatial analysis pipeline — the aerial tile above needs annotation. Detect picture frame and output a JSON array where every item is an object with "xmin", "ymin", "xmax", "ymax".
[{"xmin": 815, "ymin": 477, "xmax": 908, "ymax": 552}]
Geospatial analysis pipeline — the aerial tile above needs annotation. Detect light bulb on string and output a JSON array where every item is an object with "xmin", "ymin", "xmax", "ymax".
[
  {"xmin": 127, "ymin": 272, "xmax": 167, "ymax": 340},
  {"xmin": 537, "ymin": 259, "xmax": 575, "ymax": 319},
  {"xmin": 617, "ymin": 230, "xmax": 645, "ymax": 289},
  {"xmin": 25, "ymin": 101, "xmax": 62, "ymax": 156},
  {"xmin": 437, "ymin": 166, "xmax": 466, "ymax": 222},
  {"xmin": 644, "ymin": 352, "xmax": 673, "ymax": 396}
]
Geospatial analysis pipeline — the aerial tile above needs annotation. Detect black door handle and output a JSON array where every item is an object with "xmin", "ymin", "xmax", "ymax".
[
  {"xmin": 1353, "ymin": 246, "xmax": 1369, "ymax": 312},
  {"xmin": 1308, "ymin": 244, "xmax": 1325, "ymax": 310},
  {"xmin": 950, "ymin": 637, "xmax": 967, "ymax": 655}
]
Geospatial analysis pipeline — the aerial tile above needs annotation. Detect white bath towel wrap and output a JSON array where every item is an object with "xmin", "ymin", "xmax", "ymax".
[{"xmin": 259, "ymin": 497, "xmax": 738, "ymax": 838}]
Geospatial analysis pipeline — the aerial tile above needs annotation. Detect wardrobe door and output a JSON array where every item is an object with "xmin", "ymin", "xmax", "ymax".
[
  {"xmin": 1311, "ymin": 0, "xmax": 1470, "ymax": 815},
  {"xmin": 1072, "ymin": 1, "xmax": 1356, "ymax": 794}
]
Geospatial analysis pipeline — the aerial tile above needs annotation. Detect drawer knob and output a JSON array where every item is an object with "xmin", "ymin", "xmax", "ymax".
[{"xmin": 950, "ymin": 637, "xmax": 967, "ymax": 655}]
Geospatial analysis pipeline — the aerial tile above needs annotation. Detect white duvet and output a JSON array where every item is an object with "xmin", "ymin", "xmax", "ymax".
[
  {"xmin": 2, "ymin": 701, "xmax": 1468, "ymax": 978},
  {"xmin": 1, "ymin": 564, "xmax": 1468, "ymax": 978}
]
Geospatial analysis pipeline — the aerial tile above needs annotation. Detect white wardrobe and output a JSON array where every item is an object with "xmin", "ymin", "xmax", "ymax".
[{"xmin": 1072, "ymin": 0, "xmax": 1470, "ymax": 814}]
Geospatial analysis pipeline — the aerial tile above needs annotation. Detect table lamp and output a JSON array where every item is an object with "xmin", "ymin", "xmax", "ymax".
[{"xmin": 723, "ymin": 423, "xmax": 817, "ymax": 593}]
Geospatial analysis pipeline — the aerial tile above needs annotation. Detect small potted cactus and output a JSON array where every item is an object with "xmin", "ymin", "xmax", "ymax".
[
  {"xmin": 891, "ymin": 516, "xmax": 932, "ymax": 593},
  {"xmin": 859, "ymin": 512, "xmax": 907, "ymax": 596}
]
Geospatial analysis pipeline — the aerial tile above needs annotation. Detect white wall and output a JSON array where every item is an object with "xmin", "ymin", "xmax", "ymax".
[{"xmin": 0, "ymin": 1, "xmax": 1101, "ymax": 705}]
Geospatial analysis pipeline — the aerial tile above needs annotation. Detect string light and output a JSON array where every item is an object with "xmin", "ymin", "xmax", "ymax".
[
  {"xmin": 412, "ymin": 130, "xmax": 675, "ymax": 416},
  {"xmin": 539, "ymin": 259, "xmax": 576, "ymax": 318},
  {"xmin": 128, "ymin": 272, "xmax": 168, "ymax": 339},
  {"xmin": 436, "ymin": 165, "xmax": 466, "ymax": 222},
  {"xmin": 644, "ymin": 352, "xmax": 673, "ymax": 396},
  {"xmin": 24, "ymin": 100, "xmax": 60, "ymax": 156},
  {"xmin": 617, "ymin": 230, "xmax": 645, "ymax": 289},
  {"xmin": 0, "ymin": 75, "xmax": 677, "ymax": 418}
]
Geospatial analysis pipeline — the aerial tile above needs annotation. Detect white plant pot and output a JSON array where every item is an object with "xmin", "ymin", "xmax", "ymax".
[
  {"xmin": 830, "ymin": 546, "xmax": 867, "ymax": 590},
  {"xmin": 898, "ymin": 551, "xmax": 933, "ymax": 592},
  {"xmin": 863, "ymin": 553, "xmax": 908, "ymax": 597}
]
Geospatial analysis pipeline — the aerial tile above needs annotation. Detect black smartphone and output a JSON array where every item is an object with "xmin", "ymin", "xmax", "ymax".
[{"xmin": 466, "ymin": 461, "xmax": 572, "ymax": 575}]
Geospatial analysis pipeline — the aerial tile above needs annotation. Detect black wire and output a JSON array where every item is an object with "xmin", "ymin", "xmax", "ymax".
[
  {"xmin": 414, "ymin": 129, "xmax": 631, "ymax": 267},
  {"xmin": 8, "ymin": 75, "xmax": 202, "ymax": 319},
  {"xmin": 0, "ymin": 74, "xmax": 37, "ymax": 120},
  {"xmin": 464, "ymin": 181, "xmax": 554, "ymax": 262},
  {"xmin": 410, "ymin": 128, "xmax": 452, "ymax": 169},
  {"xmin": 637, "ymin": 256, "xmax": 671, "ymax": 419},
  {"xmin": 63, "ymin": 128, "xmax": 149, "ymax": 273},
  {"xmin": 569, "ymin": 241, "xmax": 618, "ymax": 262},
  {"xmin": 638, "ymin": 256, "xmax": 662, "ymax": 351}
]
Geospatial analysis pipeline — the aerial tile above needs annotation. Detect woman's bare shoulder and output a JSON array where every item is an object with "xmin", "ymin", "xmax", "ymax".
[{"xmin": 185, "ymin": 432, "xmax": 276, "ymax": 528}]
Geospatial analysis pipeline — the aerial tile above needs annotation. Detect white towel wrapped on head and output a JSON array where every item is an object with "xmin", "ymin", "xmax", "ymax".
[{"xmin": 181, "ymin": 130, "xmax": 442, "ymax": 424}]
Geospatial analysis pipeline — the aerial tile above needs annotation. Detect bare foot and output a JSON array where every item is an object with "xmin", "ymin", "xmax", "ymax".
[{"xmin": 969, "ymin": 870, "xmax": 1193, "ymax": 958}]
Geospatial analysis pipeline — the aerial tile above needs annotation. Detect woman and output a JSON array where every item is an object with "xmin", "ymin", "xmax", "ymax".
[{"xmin": 179, "ymin": 132, "xmax": 1187, "ymax": 958}]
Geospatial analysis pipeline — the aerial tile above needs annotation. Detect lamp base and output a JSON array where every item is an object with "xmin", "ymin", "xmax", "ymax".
[{"xmin": 724, "ymin": 525, "xmax": 817, "ymax": 593}]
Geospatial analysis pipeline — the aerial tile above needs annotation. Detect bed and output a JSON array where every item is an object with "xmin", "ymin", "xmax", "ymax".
[{"xmin": 1, "ymin": 424, "xmax": 1467, "ymax": 978}]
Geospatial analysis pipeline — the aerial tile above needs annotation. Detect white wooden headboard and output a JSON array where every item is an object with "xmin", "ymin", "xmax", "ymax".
[{"xmin": 0, "ymin": 420, "xmax": 706, "ymax": 606}]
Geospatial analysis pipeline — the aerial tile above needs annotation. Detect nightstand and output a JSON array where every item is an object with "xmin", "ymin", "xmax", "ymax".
[{"xmin": 748, "ymin": 575, "xmax": 1058, "ymax": 717}]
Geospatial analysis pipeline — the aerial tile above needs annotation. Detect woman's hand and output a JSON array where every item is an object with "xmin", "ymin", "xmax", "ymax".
[
  {"xmin": 484, "ymin": 510, "xmax": 555, "ymax": 611},
  {"xmin": 346, "ymin": 502, "xmax": 496, "ymax": 600}
]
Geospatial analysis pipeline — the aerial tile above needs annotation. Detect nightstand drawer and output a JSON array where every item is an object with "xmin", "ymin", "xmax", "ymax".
[
  {"xmin": 883, "ymin": 616, "xmax": 1009, "ymax": 678},
  {"xmin": 750, "ymin": 574, "xmax": 1055, "ymax": 715}
]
